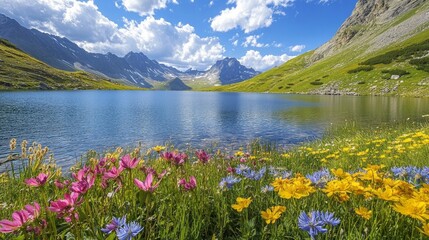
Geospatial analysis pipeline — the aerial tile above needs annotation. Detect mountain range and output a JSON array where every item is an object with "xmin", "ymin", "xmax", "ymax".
[
  {"xmin": 213, "ymin": 0, "xmax": 429, "ymax": 97},
  {"xmin": 0, "ymin": 13, "xmax": 259, "ymax": 89}
]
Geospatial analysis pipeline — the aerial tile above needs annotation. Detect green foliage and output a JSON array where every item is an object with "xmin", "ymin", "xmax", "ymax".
[
  {"xmin": 410, "ymin": 57, "xmax": 429, "ymax": 73},
  {"xmin": 1, "ymin": 124, "xmax": 429, "ymax": 239},
  {"xmin": 310, "ymin": 81, "xmax": 323, "ymax": 85},
  {"xmin": 381, "ymin": 69, "xmax": 410, "ymax": 76},
  {"xmin": 347, "ymin": 65, "xmax": 374, "ymax": 73},
  {"xmin": 361, "ymin": 39, "xmax": 429, "ymax": 65}
]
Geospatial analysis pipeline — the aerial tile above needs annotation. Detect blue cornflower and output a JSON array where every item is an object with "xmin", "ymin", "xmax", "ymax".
[
  {"xmin": 298, "ymin": 211, "xmax": 340, "ymax": 239},
  {"xmin": 306, "ymin": 169, "xmax": 332, "ymax": 188},
  {"xmin": 268, "ymin": 166, "xmax": 292, "ymax": 178},
  {"xmin": 298, "ymin": 211, "xmax": 327, "ymax": 240},
  {"xmin": 101, "ymin": 216, "xmax": 126, "ymax": 234},
  {"xmin": 219, "ymin": 176, "xmax": 241, "ymax": 189},
  {"xmin": 116, "ymin": 221, "xmax": 144, "ymax": 240},
  {"xmin": 235, "ymin": 164, "xmax": 251, "ymax": 175},
  {"xmin": 391, "ymin": 166, "xmax": 429, "ymax": 186},
  {"xmin": 241, "ymin": 167, "xmax": 266, "ymax": 180},
  {"xmin": 316, "ymin": 211, "xmax": 340, "ymax": 226},
  {"xmin": 261, "ymin": 185, "xmax": 274, "ymax": 193}
]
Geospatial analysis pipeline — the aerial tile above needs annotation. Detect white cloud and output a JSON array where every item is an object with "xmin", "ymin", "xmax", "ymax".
[
  {"xmin": 242, "ymin": 35, "xmax": 268, "ymax": 48},
  {"xmin": 289, "ymin": 44, "xmax": 305, "ymax": 52},
  {"xmin": 121, "ymin": 0, "xmax": 178, "ymax": 16},
  {"xmin": 210, "ymin": 0, "xmax": 293, "ymax": 33},
  {"xmin": 232, "ymin": 40, "xmax": 238, "ymax": 46},
  {"xmin": 209, "ymin": 1, "xmax": 214, "ymax": 6},
  {"xmin": 239, "ymin": 50, "xmax": 294, "ymax": 71},
  {"xmin": 0, "ymin": 0, "xmax": 117, "ymax": 43},
  {"xmin": 0, "ymin": 0, "xmax": 224, "ymax": 70}
]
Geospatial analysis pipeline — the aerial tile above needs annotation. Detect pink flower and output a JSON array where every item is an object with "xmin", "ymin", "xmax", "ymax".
[
  {"xmin": 104, "ymin": 166, "xmax": 123, "ymax": 180},
  {"xmin": 0, "ymin": 202, "xmax": 40, "ymax": 233},
  {"xmin": 48, "ymin": 192, "xmax": 81, "ymax": 222},
  {"xmin": 160, "ymin": 152, "xmax": 173, "ymax": 161},
  {"xmin": 25, "ymin": 173, "xmax": 48, "ymax": 187},
  {"xmin": 196, "ymin": 150, "xmax": 210, "ymax": 163},
  {"xmin": 134, "ymin": 172, "xmax": 160, "ymax": 192},
  {"xmin": 178, "ymin": 176, "xmax": 197, "ymax": 191},
  {"xmin": 120, "ymin": 155, "xmax": 139, "ymax": 169},
  {"xmin": 171, "ymin": 152, "xmax": 187, "ymax": 165},
  {"xmin": 54, "ymin": 180, "xmax": 70, "ymax": 189},
  {"xmin": 70, "ymin": 173, "xmax": 95, "ymax": 194}
]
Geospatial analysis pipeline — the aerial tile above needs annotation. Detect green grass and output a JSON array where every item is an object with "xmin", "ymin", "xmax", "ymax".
[
  {"xmin": 208, "ymin": 3, "xmax": 429, "ymax": 97},
  {"xmin": 0, "ymin": 39, "xmax": 143, "ymax": 91},
  {"xmin": 1, "ymin": 123, "xmax": 429, "ymax": 239}
]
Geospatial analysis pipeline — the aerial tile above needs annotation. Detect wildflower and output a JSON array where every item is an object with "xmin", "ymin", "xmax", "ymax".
[
  {"xmin": 134, "ymin": 172, "xmax": 160, "ymax": 192},
  {"xmin": 48, "ymin": 192, "xmax": 81, "ymax": 222},
  {"xmin": 104, "ymin": 166, "xmax": 124, "ymax": 180},
  {"xmin": 25, "ymin": 173, "xmax": 48, "ymax": 187},
  {"xmin": 0, "ymin": 202, "xmax": 40, "ymax": 233},
  {"xmin": 298, "ymin": 211, "xmax": 327, "ymax": 240},
  {"xmin": 298, "ymin": 211, "xmax": 340, "ymax": 240},
  {"xmin": 261, "ymin": 185, "xmax": 274, "ymax": 193},
  {"xmin": 306, "ymin": 169, "xmax": 332, "ymax": 188},
  {"xmin": 261, "ymin": 206, "xmax": 286, "ymax": 224},
  {"xmin": 355, "ymin": 207, "xmax": 372, "ymax": 220},
  {"xmin": 120, "ymin": 155, "xmax": 139, "ymax": 169},
  {"xmin": 231, "ymin": 197, "xmax": 252, "ymax": 212},
  {"xmin": 116, "ymin": 221, "xmax": 144, "ymax": 240},
  {"xmin": 234, "ymin": 151, "xmax": 244, "ymax": 157},
  {"xmin": 54, "ymin": 179, "xmax": 69, "ymax": 189},
  {"xmin": 392, "ymin": 199, "xmax": 429, "ymax": 222},
  {"xmin": 171, "ymin": 152, "xmax": 188, "ymax": 165},
  {"xmin": 178, "ymin": 176, "xmax": 197, "ymax": 191},
  {"xmin": 70, "ymin": 170, "xmax": 95, "ymax": 194},
  {"xmin": 152, "ymin": 145, "xmax": 165, "ymax": 153},
  {"xmin": 196, "ymin": 150, "xmax": 210, "ymax": 163},
  {"xmin": 101, "ymin": 216, "xmax": 126, "ymax": 234},
  {"xmin": 219, "ymin": 176, "xmax": 241, "ymax": 190}
]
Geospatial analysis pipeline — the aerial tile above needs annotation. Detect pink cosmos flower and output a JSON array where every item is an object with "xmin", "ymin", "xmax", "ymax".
[
  {"xmin": 48, "ymin": 192, "xmax": 81, "ymax": 222},
  {"xmin": 104, "ymin": 166, "xmax": 123, "ymax": 180},
  {"xmin": 196, "ymin": 150, "xmax": 210, "ymax": 163},
  {"xmin": 178, "ymin": 176, "xmax": 197, "ymax": 191},
  {"xmin": 25, "ymin": 173, "xmax": 48, "ymax": 187},
  {"xmin": 120, "ymin": 155, "xmax": 139, "ymax": 169},
  {"xmin": 171, "ymin": 152, "xmax": 187, "ymax": 165},
  {"xmin": 160, "ymin": 152, "xmax": 174, "ymax": 161},
  {"xmin": 134, "ymin": 172, "xmax": 160, "ymax": 192},
  {"xmin": 0, "ymin": 202, "xmax": 40, "ymax": 233}
]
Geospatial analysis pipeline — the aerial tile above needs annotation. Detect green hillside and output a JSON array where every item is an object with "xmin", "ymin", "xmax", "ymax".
[
  {"xmin": 0, "ymin": 39, "xmax": 141, "ymax": 90},
  {"xmin": 211, "ymin": 2, "xmax": 429, "ymax": 97}
]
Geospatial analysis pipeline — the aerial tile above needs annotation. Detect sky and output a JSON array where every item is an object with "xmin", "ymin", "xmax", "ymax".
[{"xmin": 0, "ymin": 0, "xmax": 357, "ymax": 71}]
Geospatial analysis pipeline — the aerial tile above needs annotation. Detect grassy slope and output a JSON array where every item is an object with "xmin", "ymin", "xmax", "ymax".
[
  {"xmin": 0, "ymin": 39, "xmax": 142, "ymax": 91},
  {"xmin": 211, "ymin": 5, "xmax": 429, "ymax": 97}
]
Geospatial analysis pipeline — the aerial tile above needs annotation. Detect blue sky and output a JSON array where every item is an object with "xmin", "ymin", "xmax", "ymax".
[{"xmin": 0, "ymin": 0, "xmax": 357, "ymax": 71}]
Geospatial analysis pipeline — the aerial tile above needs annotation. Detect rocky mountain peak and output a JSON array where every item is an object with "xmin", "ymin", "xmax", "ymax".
[{"xmin": 312, "ymin": 0, "xmax": 427, "ymax": 62}]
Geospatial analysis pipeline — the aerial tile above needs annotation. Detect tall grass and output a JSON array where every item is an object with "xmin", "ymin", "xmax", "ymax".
[{"xmin": 1, "ymin": 123, "xmax": 429, "ymax": 239}]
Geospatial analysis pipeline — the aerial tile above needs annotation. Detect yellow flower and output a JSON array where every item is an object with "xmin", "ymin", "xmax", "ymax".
[
  {"xmin": 231, "ymin": 197, "xmax": 252, "ymax": 212},
  {"xmin": 355, "ymin": 207, "xmax": 372, "ymax": 220},
  {"xmin": 418, "ymin": 222, "xmax": 429, "ymax": 237},
  {"xmin": 234, "ymin": 151, "xmax": 244, "ymax": 157},
  {"xmin": 261, "ymin": 206, "xmax": 286, "ymax": 224},
  {"xmin": 152, "ymin": 145, "xmax": 166, "ymax": 152},
  {"xmin": 393, "ymin": 199, "xmax": 429, "ymax": 222},
  {"xmin": 373, "ymin": 186, "xmax": 400, "ymax": 202},
  {"xmin": 281, "ymin": 153, "xmax": 290, "ymax": 158}
]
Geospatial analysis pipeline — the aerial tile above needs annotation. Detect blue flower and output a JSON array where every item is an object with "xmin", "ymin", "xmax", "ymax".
[
  {"xmin": 261, "ymin": 185, "xmax": 274, "ymax": 193},
  {"xmin": 240, "ymin": 167, "xmax": 266, "ymax": 180},
  {"xmin": 268, "ymin": 166, "xmax": 292, "ymax": 178},
  {"xmin": 116, "ymin": 221, "xmax": 144, "ymax": 240},
  {"xmin": 235, "ymin": 164, "xmax": 251, "ymax": 175},
  {"xmin": 219, "ymin": 176, "xmax": 241, "ymax": 189},
  {"xmin": 101, "ymin": 216, "xmax": 126, "ymax": 234},
  {"xmin": 298, "ymin": 211, "xmax": 340, "ymax": 239},
  {"xmin": 306, "ymin": 169, "xmax": 332, "ymax": 188},
  {"xmin": 298, "ymin": 211, "xmax": 327, "ymax": 240},
  {"xmin": 391, "ymin": 166, "xmax": 429, "ymax": 186},
  {"xmin": 316, "ymin": 211, "xmax": 340, "ymax": 226}
]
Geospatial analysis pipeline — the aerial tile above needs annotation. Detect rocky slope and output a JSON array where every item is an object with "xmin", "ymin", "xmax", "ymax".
[
  {"xmin": 0, "ymin": 39, "xmax": 137, "ymax": 90},
  {"xmin": 0, "ymin": 13, "xmax": 259, "ymax": 89},
  {"xmin": 213, "ymin": 0, "xmax": 429, "ymax": 97}
]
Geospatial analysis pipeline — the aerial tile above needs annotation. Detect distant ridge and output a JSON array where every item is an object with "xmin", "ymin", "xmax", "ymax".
[{"xmin": 0, "ymin": 13, "xmax": 260, "ymax": 89}]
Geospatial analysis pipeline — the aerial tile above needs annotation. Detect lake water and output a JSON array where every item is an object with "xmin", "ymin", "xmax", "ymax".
[{"xmin": 0, "ymin": 91, "xmax": 428, "ymax": 169}]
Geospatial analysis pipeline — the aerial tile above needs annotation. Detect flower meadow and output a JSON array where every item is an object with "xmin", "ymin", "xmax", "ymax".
[{"xmin": 1, "ymin": 124, "xmax": 429, "ymax": 239}]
